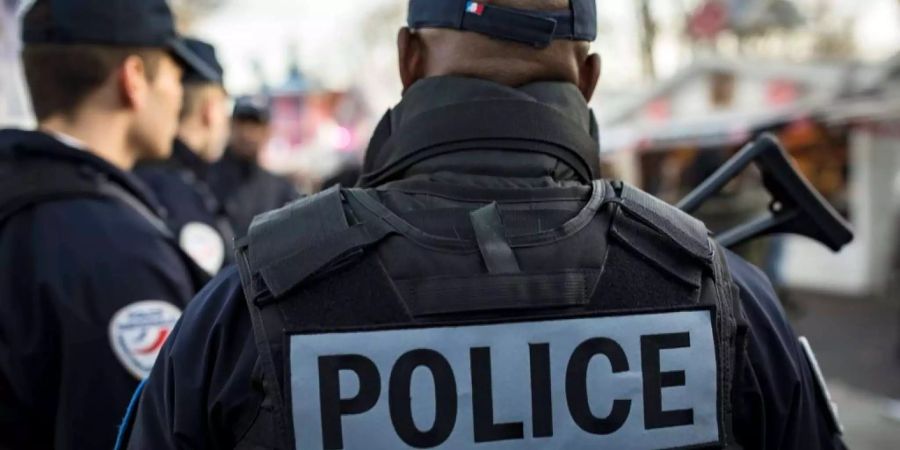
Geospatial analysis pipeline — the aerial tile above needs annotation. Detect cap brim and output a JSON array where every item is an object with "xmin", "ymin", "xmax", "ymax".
[{"xmin": 168, "ymin": 37, "xmax": 222, "ymax": 84}]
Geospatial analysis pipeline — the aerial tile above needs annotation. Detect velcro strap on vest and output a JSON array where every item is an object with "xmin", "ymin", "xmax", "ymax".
[
  {"xmin": 249, "ymin": 186, "xmax": 399, "ymax": 298},
  {"xmin": 469, "ymin": 202, "xmax": 521, "ymax": 274},
  {"xmin": 616, "ymin": 183, "xmax": 712, "ymax": 263},
  {"xmin": 609, "ymin": 210, "xmax": 703, "ymax": 289}
]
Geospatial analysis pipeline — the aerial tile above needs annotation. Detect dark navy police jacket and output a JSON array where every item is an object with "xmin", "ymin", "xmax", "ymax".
[
  {"xmin": 208, "ymin": 150, "xmax": 299, "ymax": 238},
  {"xmin": 121, "ymin": 78, "xmax": 846, "ymax": 450},
  {"xmin": 136, "ymin": 140, "xmax": 234, "ymax": 275},
  {"xmin": 0, "ymin": 129, "xmax": 205, "ymax": 450}
]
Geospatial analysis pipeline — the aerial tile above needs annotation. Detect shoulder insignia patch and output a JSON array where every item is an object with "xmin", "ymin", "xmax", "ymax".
[
  {"xmin": 109, "ymin": 301, "xmax": 182, "ymax": 379},
  {"xmin": 179, "ymin": 221, "xmax": 225, "ymax": 275}
]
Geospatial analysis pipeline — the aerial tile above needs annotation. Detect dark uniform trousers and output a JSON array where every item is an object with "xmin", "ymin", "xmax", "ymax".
[{"xmin": 232, "ymin": 180, "xmax": 745, "ymax": 449}]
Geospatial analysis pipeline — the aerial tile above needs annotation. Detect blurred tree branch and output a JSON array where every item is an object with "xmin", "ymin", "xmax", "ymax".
[{"xmin": 637, "ymin": 0, "xmax": 658, "ymax": 79}]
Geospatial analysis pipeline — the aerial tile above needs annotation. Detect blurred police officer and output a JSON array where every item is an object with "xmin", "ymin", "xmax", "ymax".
[
  {"xmin": 136, "ymin": 38, "xmax": 234, "ymax": 276},
  {"xmin": 209, "ymin": 96, "xmax": 299, "ymax": 236},
  {"xmin": 0, "ymin": 0, "xmax": 217, "ymax": 449},
  {"xmin": 121, "ymin": 1, "xmax": 847, "ymax": 449}
]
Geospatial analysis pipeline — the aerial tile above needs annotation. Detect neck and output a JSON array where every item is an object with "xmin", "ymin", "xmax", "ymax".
[
  {"xmin": 177, "ymin": 125, "xmax": 209, "ymax": 162},
  {"xmin": 40, "ymin": 111, "xmax": 136, "ymax": 170}
]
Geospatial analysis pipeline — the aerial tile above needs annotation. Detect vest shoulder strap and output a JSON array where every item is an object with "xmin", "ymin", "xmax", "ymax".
[
  {"xmin": 614, "ymin": 182, "xmax": 713, "ymax": 263},
  {"xmin": 239, "ymin": 185, "xmax": 397, "ymax": 300},
  {"xmin": 240, "ymin": 180, "xmax": 715, "ymax": 300}
]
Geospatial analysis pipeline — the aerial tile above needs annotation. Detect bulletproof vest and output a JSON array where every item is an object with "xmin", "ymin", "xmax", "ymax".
[
  {"xmin": 235, "ymin": 180, "xmax": 745, "ymax": 450},
  {"xmin": 0, "ymin": 153, "xmax": 211, "ymax": 287}
]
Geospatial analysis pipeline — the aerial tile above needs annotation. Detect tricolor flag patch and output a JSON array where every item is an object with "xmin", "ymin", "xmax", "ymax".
[{"xmin": 466, "ymin": 1, "xmax": 485, "ymax": 15}]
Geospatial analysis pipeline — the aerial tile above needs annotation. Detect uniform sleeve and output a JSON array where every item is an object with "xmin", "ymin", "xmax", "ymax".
[
  {"xmin": 121, "ymin": 266, "xmax": 262, "ymax": 450},
  {"xmin": 727, "ymin": 252, "xmax": 847, "ymax": 450},
  {"xmin": 0, "ymin": 216, "xmax": 60, "ymax": 450},
  {"xmin": 0, "ymin": 201, "xmax": 197, "ymax": 450}
]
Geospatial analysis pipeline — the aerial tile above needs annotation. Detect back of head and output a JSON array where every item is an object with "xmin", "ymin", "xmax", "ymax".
[
  {"xmin": 177, "ymin": 38, "xmax": 230, "ymax": 162},
  {"xmin": 22, "ymin": 44, "xmax": 166, "ymax": 123},
  {"xmin": 20, "ymin": 0, "xmax": 216, "ymax": 122},
  {"xmin": 228, "ymin": 96, "xmax": 272, "ymax": 162},
  {"xmin": 401, "ymin": 0, "xmax": 600, "ymax": 98},
  {"xmin": 18, "ymin": 0, "xmax": 221, "ymax": 165}
]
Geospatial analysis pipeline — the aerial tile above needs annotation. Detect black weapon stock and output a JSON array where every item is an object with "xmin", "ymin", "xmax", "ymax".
[{"xmin": 677, "ymin": 134, "xmax": 854, "ymax": 251}]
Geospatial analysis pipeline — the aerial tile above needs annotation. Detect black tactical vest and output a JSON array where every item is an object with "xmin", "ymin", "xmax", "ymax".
[{"xmin": 235, "ymin": 179, "xmax": 745, "ymax": 450}]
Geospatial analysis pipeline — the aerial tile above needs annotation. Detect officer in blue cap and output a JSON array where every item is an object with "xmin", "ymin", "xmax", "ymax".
[
  {"xmin": 0, "ymin": 1, "xmax": 216, "ymax": 449},
  {"xmin": 120, "ymin": 1, "xmax": 847, "ymax": 449},
  {"xmin": 136, "ymin": 38, "xmax": 235, "ymax": 276},
  {"xmin": 208, "ymin": 95, "xmax": 299, "ymax": 237}
]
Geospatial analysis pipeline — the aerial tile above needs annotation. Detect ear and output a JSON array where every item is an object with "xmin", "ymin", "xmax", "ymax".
[
  {"xmin": 118, "ymin": 55, "xmax": 150, "ymax": 110},
  {"xmin": 397, "ymin": 27, "xmax": 426, "ymax": 92},
  {"xmin": 200, "ymin": 92, "xmax": 215, "ymax": 128},
  {"xmin": 577, "ymin": 53, "xmax": 602, "ymax": 101}
]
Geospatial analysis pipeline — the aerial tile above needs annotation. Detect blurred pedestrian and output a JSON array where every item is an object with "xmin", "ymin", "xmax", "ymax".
[
  {"xmin": 136, "ymin": 38, "xmax": 234, "ymax": 276},
  {"xmin": 0, "ymin": 0, "xmax": 216, "ymax": 448},
  {"xmin": 208, "ymin": 96, "xmax": 299, "ymax": 236}
]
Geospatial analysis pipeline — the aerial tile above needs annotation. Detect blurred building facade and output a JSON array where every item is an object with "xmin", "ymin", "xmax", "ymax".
[{"xmin": 601, "ymin": 52, "xmax": 900, "ymax": 297}]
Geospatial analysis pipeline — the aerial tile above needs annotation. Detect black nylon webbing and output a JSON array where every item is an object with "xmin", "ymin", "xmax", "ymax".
[
  {"xmin": 470, "ymin": 202, "xmax": 520, "ymax": 274},
  {"xmin": 258, "ymin": 221, "xmax": 394, "ymax": 298},
  {"xmin": 618, "ymin": 183, "xmax": 712, "ymax": 262},
  {"xmin": 254, "ymin": 181, "xmax": 612, "ymax": 300},
  {"xmin": 397, "ymin": 271, "xmax": 597, "ymax": 317}
]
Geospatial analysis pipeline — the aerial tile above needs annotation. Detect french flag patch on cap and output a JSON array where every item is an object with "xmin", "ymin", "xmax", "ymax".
[{"xmin": 466, "ymin": 1, "xmax": 485, "ymax": 15}]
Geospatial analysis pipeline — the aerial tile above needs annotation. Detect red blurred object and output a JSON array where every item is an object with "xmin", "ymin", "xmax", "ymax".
[
  {"xmin": 766, "ymin": 80, "xmax": 799, "ymax": 106},
  {"xmin": 689, "ymin": 0, "xmax": 728, "ymax": 41},
  {"xmin": 644, "ymin": 98, "xmax": 672, "ymax": 122}
]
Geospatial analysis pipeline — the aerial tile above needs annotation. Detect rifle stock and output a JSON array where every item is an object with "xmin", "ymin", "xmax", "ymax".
[{"xmin": 677, "ymin": 134, "xmax": 854, "ymax": 252}]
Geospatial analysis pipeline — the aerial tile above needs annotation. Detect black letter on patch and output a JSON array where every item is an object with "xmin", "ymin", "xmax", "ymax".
[
  {"xmin": 471, "ymin": 347, "xmax": 525, "ymax": 442},
  {"xmin": 641, "ymin": 333, "xmax": 694, "ymax": 429},
  {"xmin": 318, "ymin": 355, "xmax": 381, "ymax": 450},
  {"xmin": 529, "ymin": 343, "xmax": 553, "ymax": 438},
  {"xmin": 389, "ymin": 349, "xmax": 458, "ymax": 447},
  {"xmin": 566, "ymin": 338, "xmax": 631, "ymax": 435}
]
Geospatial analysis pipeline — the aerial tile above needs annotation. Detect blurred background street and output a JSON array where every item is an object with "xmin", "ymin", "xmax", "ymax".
[
  {"xmin": 791, "ymin": 291, "xmax": 900, "ymax": 448},
  {"xmin": 2, "ymin": 0, "xmax": 899, "ymax": 446}
]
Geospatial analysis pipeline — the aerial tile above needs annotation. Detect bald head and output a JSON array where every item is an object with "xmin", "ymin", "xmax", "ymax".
[{"xmin": 399, "ymin": 0, "xmax": 601, "ymax": 99}]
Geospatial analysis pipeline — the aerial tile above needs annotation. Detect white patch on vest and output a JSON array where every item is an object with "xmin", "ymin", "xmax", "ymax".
[
  {"xmin": 289, "ymin": 309, "xmax": 721, "ymax": 450},
  {"xmin": 179, "ymin": 222, "xmax": 225, "ymax": 275},
  {"xmin": 109, "ymin": 301, "xmax": 182, "ymax": 379}
]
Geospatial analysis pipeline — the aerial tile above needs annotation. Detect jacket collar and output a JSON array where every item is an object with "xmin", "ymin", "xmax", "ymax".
[
  {"xmin": 360, "ymin": 76, "xmax": 601, "ymax": 188},
  {"xmin": 0, "ymin": 128, "xmax": 166, "ymax": 214}
]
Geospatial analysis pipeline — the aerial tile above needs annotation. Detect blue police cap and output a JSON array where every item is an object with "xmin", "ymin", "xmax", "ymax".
[
  {"xmin": 233, "ymin": 96, "xmax": 271, "ymax": 124},
  {"xmin": 182, "ymin": 38, "xmax": 224, "ymax": 85},
  {"xmin": 22, "ymin": 0, "xmax": 220, "ymax": 82},
  {"xmin": 407, "ymin": 0, "xmax": 597, "ymax": 48}
]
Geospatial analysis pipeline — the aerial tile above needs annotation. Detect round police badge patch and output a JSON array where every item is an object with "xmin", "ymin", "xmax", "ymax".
[
  {"xmin": 109, "ymin": 301, "xmax": 182, "ymax": 379},
  {"xmin": 179, "ymin": 222, "xmax": 225, "ymax": 275}
]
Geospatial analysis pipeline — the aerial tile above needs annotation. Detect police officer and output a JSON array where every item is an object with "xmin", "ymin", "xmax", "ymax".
[
  {"xmin": 208, "ymin": 95, "xmax": 299, "ymax": 236},
  {"xmin": 0, "ymin": 1, "xmax": 217, "ymax": 449},
  {"xmin": 136, "ymin": 38, "xmax": 235, "ymax": 276},
  {"xmin": 120, "ymin": 1, "xmax": 847, "ymax": 449}
]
